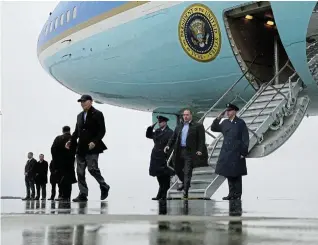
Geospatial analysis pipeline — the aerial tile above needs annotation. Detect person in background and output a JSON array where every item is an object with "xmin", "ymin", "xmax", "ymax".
[
  {"xmin": 34, "ymin": 154, "xmax": 48, "ymax": 200},
  {"xmin": 22, "ymin": 152, "xmax": 37, "ymax": 201},
  {"xmin": 48, "ymin": 160, "xmax": 61, "ymax": 200},
  {"xmin": 210, "ymin": 103, "xmax": 249, "ymax": 200},
  {"xmin": 164, "ymin": 109, "xmax": 207, "ymax": 199},
  {"xmin": 51, "ymin": 126, "xmax": 77, "ymax": 202},
  {"xmin": 66, "ymin": 95, "xmax": 109, "ymax": 202},
  {"xmin": 146, "ymin": 115, "xmax": 174, "ymax": 200}
]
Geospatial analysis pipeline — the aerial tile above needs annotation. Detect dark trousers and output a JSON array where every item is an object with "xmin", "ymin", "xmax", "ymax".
[
  {"xmin": 227, "ymin": 176, "xmax": 242, "ymax": 198},
  {"xmin": 76, "ymin": 154, "xmax": 108, "ymax": 197},
  {"xmin": 175, "ymin": 148, "xmax": 193, "ymax": 192},
  {"xmin": 50, "ymin": 182, "xmax": 61, "ymax": 199},
  {"xmin": 60, "ymin": 176, "xmax": 72, "ymax": 199},
  {"xmin": 36, "ymin": 184, "xmax": 46, "ymax": 198},
  {"xmin": 156, "ymin": 175, "xmax": 170, "ymax": 199},
  {"xmin": 25, "ymin": 176, "xmax": 35, "ymax": 198}
]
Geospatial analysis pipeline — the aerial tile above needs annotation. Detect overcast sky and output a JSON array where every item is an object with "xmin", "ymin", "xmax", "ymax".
[{"xmin": 1, "ymin": 1, "xmax": 318, "ymax": 203}]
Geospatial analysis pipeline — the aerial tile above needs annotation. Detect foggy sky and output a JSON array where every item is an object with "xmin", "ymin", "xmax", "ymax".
[{"xmin": 2, "ymin": 1, "xmax": 318, "ymax": 203}]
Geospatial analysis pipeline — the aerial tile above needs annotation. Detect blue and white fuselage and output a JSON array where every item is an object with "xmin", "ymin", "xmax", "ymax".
[{"xmin": 37, "ymin": 1, "xmax": 318, "ymax": 116}]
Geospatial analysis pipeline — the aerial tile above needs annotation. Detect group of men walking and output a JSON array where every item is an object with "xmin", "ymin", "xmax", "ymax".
[
  {"xmin": 146, "ymin": 103, "xmax": 249, "ymax": 201},
  {"xmin": 23, "ymin": 93, "xmax": 249, "ymax": 202},
  {"xmin": 23, "ymin": 95, "xmax": 110, "ymax": 202}
]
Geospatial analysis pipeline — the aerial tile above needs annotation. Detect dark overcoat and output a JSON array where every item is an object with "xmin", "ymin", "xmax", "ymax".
[
  {"xmin": 51, "ymin": 133, "xmax": 77, "ymax": 184},
  {"xmin": 146, "ymin": 125, "xmax": 174, "ymax": 177},
  {"xmin": 34, "ymin": 160, "xmax": 48, "ymax": 185},
  {"xmin": 71, "ymin": 106, "xmax": 107, "ymax": 156},
  {"xmin": 210, "ymin": 116, "xmax": 250, "ymax": 177},
  {"xmin": 167, "ymin": 121, "xmax": 208, "ymax": 169},
  {"xmin": 24, "ymin": 158, "xmax": 37, "ymax": 181}
]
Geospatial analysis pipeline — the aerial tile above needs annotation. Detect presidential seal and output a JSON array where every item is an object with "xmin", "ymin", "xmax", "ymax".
[{"xmin": 178, "ymin": 3, "xmax": 221, "ymax": 62}]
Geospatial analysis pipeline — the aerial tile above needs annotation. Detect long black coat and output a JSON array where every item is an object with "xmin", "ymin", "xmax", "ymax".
[
  {"xmin": 34, "ymin": 160, "xmax": 48, "ymax": 185},
  {"xmin": 24, "ymin": 158, "xmax": 37, "ymax": 180},
  {"xmin": 71, "ymin": 106, "xmax": 107, "ymax": 156},
  {"xmin": 167, "ymin": 121, "xmax": 208, "ymax": 169},
  {"xmin": 51, "ymin": 133, "xmax": 77, "ymax": 184},
  {"xmin": 211, "ymin": 116, "xmax": 249, "ymax": 177},
  {"xmin": 146, "ymin": 125, "xmax": 174, "ymax": 177}
]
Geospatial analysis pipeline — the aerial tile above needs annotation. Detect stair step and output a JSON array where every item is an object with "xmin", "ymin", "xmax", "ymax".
[
  {"xmin": 247, "ymin": 100, "xmax": 281, "ymax": 110},
  {"xmin": 241, "ymin": 107, "xmax": 274, "ymax": 117},
  {"xmin": 243, "ymin": 115, "xmax": 269, "ymax": 124},
  {"xmin": 261, "ymin": 88, "xmax": 290, "ymax": 96},
  {"xmin": 255, "ymin": 94, "xmax": 286, "ymax": 103}
]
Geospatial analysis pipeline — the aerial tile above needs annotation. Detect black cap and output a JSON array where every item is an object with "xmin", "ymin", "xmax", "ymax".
[
  {"xmin": 157, "ymin": 115, "xmax": 169, "ymax": 122},
  {"xmin": 77, "ymin": 94, "xmax": 93, "ymax": 102},
  {"xmin": 226, "ymin": 103, "xmax": 239, "ymax": 111}
]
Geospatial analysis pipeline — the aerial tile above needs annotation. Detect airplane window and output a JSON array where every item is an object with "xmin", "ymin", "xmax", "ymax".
[
  {"xmin": 55, "ymin": 17, "xmax": 59, "ymax": 29},
  {"xmin": 73, "ymin": 6, "xmax": 77, "ymax": 19},
  {"xmin": 50, "ymin": 22, "xmax": 53, "ymax": 32},
  {"xmin": 66, "ymin": 10, "xmax": 71, "ymax": 22},
  {"xmin": 45, "ymin": 25, "xmax": 49, "ymax": 35},
  {"xmin": 60, "ymin": 14, "xmax": 64, "ymax": 26}
]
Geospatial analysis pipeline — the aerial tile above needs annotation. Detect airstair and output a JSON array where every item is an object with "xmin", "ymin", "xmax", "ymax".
[{"xmin": 167, "ymin": 60, "xmax": 310, "ymax": 199}]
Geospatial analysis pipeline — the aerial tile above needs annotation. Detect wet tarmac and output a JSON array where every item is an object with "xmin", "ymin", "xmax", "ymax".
[{"xmin": 2, "ymin": 198, "xmax": 318, "ymax": 244}]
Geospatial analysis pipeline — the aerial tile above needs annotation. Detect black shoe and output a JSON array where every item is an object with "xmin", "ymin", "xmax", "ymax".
[
  {"xmin": 101, "ymin": 185, "xmax": 110, "ymax": 200},
  {"xmin": 222, "ymin": 196, "xmax": 231, "ymax": 200},
  {"xmin": 34, "ymin": 196, "xmax": 40, "ymax": 200},
  {"xmin": 152, "ymin": 197, "xmax": 159, "ymax": 200},
  {"xmin": 183, "ymin": 191, "xmax": 188, "ymax": 199},
  {"xmin": 47, "ymin": 197, "xmax": 54, "ymax": 200},
  {"xmin": 72, "ymin": 195, "xmax": 88, "ymax": 202},
  {"xmin": 22, "ymin": 197, "xmax": 31, "ymax": 201},
  {"xmin": 55, "ymin": 197, "xmax": 64, "ymax": 201}
]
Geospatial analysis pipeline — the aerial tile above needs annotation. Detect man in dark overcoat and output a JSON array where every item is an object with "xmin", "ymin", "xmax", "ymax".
[
  {"xmin": 211, "ymin": 103, "xmax": 249, "ymax": 200},
  {"xmin": 66, "ymin": 95, "xmax": 110, "ymax": 202},
  {"xmin": 48, "ymin": 160, "xmax": 61, "ymax": 200},
  {"xmin": 146, "ymin": 115, "xmax": 174, "ymax": 200},
  {"xmin": 164, "ymin": 109, "xmax": 208, "ymax": 198},
  {"xmin": 34, "ymin": 154, "xmax": 48, "ymax": 200},
  {"xmin": 22, "ymin": 152, "xmax": 37, "ymax": 200},
  {"xmin": 51, "ymin": 126, "xmax": 77, "ymax": 201}
]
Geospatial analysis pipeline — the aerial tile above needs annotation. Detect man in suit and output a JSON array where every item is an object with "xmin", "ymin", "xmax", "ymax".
[
  {"xmin": 51, "ymin": 126, "xmax": 77, "ymax": 202},
  {"xmin": 210, "ymin": 103, "xmax": 250, "ymax": 200},
  {"xmin": 66, "ymin": 95, "xmax": 110, "ymax": 202},
  {"xmin": 47, "ymin": 160, "xmax": 61, "ymax": 200},
  {"xmin": 34, "ymin": 154, "xmax": 48, "ymax": 200},
  {"xmin": 146, "ymin": 115, "xmax": 174, "ymax": 200},
  {"xmin": 22, "ymin": 152, "xmax": 37, "ymax": 200},
  {"xmin": 164, "ymin": 109, "xmax": 207, "ymax": 198}
]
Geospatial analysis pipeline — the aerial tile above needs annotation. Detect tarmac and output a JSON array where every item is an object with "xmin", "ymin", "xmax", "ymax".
[{"xmin": 2, "ymin": 197, "xmax": 318, "ymax": 245}]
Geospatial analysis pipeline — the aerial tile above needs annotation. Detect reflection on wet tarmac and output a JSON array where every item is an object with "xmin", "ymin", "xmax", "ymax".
[{"xmin": 2, "ymin": 199, "xmax": 318, "ymax": 245}]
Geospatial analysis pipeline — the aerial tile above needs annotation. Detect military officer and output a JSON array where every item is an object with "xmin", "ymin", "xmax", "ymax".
[
  {"xmin": 210, "ymin": 103, "xmax": 250, "ymax": 200},
  {"xmin": 146, "ymin": 115, "xmax": 174, "ymax": 200}
]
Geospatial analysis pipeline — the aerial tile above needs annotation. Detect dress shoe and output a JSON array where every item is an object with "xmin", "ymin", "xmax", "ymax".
[
  {"xmin": 72, "ymin": 194, "xmax": 88, "ymax": 202},
  {"xmin": 101, "ymin": 185, "xmax": 110, "ymax": 200},
  {"xmin": 22, "ymin": 197, "xmax": 31, "ymax": 201}
]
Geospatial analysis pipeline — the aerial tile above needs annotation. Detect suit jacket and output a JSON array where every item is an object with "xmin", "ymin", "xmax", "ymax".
[
  {"xmin": 34, "ymin": 160, "xmax": 48, "ymax": 184},
  {"xmin": 24, "ymin": 158, "xmax": 37, "ymax": 179},
  {"xmin": 167, "ymin": 121, "xmax": 208, "ymax": 168},
  {"xmin": 51, "ymin": 132, "xmax": 77, "ymax": 184},
  {"xmin": 71, "ymin": 106, "xmax": 107, "ymax": 156}
]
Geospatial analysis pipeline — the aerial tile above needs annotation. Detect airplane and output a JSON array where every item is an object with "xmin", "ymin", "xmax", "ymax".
[{"xmin": 37, "ymin": 1, "xmax": 318, "ymax": 199}]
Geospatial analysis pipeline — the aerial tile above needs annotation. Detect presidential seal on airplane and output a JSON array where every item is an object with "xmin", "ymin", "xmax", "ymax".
[{"xmin": 178, "ymin": 3, "xmax": 222, "ymax": 62}]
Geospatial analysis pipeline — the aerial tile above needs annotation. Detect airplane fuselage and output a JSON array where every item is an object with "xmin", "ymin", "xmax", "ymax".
[{"xmin": 37, "ymin": 1, "xmax": 318, "ymax": 117}]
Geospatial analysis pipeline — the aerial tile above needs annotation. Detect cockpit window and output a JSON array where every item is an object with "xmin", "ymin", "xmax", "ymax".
[
  {"xmin": 73, "ymin": 6, "xmax": 77, "ymax": 19},
  {"xmin": 60, "ymin": 14, "xmax": 64, "ymax": 26},
  {"xmin": 55, "ymin": 17, "xmax": 59, "ymax": 29},
  {"xmin": 50, "ymin": 22, "xmax": 53, "ymax": 32},
  {"xmin": 66, "ymin": 10, "xmax": 71, "ymax": 22}
]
